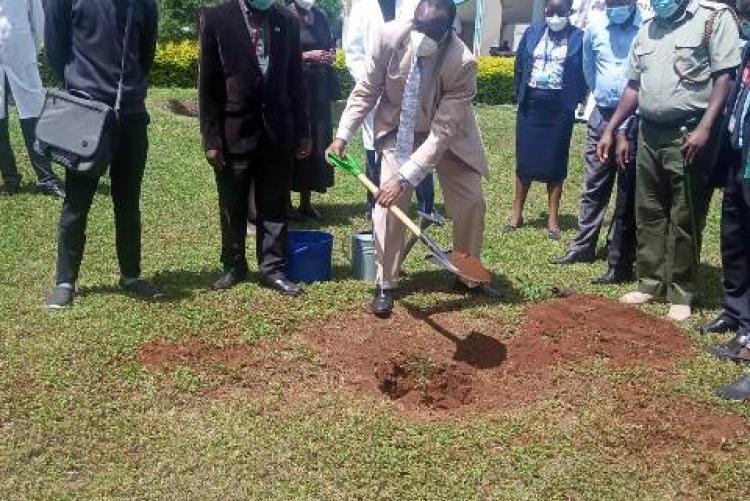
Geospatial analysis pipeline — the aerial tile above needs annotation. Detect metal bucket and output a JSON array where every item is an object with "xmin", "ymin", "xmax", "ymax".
[{"xmin": 351, "ymin": 231, "xmax": 377, "ymax": 282}]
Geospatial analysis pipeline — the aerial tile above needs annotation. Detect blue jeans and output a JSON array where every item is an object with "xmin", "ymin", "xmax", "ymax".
[{"xmin": 366, "ymin": 149, "xmax": 435, "ymax": 216}]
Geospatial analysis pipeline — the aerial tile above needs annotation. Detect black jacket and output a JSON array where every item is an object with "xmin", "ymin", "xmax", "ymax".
[
  {"xmin": 45, "ymin": 0, "xmax": 159, "ymax": 115},
  {"xmin": 714, "ymin": 44, "xmax": 750, "ymax": 193},
  {"xmin": 199, "ymin": 1, "xmax": 309, "ymax": 154}
]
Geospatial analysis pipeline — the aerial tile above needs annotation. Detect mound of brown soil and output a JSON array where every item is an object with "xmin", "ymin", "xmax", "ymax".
[
  {"xmin": 166, "ymin": 98, "xmax": 199, "ymax": 118},
  {"xmin": 306, "ymin": 295, "xmax": 695, "ymax": 414}
]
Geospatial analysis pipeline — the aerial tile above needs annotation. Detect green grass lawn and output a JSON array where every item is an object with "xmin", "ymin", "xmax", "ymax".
[{"xmin": 1, "ymin": 89, "xmax": 748, "ymax": 500}]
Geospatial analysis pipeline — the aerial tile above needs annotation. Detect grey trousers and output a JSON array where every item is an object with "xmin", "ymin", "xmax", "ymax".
[{"xmin": 568, "ymin": 106, "xmax": 636, "ymax": 270}]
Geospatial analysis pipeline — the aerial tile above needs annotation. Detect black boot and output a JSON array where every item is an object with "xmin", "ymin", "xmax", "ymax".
[
  {"xmin": 715, "ymin": 374, "xmax": 750, "ymax": 401},
  {"xmin": 371, "ymin": 287, "xmax": 394, "ymax": 318}
]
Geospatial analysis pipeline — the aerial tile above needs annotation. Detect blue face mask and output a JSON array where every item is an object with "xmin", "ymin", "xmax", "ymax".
[
  {"xmin": 742, "ymin": 23, "xmax": 750, "ymax": 40},
  {"xmin": 650, "ymin": 0, "xmax": 680, "ymax": 19},
  {"xmin": 606, "ymin": 5, "xmax": 635, "ymax": 24},
  {"xmin": 247, "ymin": 0, "xmax": 275, "ymax": 11}
]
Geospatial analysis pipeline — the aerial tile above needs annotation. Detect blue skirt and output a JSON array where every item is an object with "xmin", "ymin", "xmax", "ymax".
[{"xmin": 516, "ymin": 87, "xmax": 575, "ymax": 183}]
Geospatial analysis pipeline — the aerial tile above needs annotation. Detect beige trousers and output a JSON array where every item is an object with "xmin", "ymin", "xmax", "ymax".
[{"xmin": 373, "ymin": 149, "xmax": 486, "ymax": 289}]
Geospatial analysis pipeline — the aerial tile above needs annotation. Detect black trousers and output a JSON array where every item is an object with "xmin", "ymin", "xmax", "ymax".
[
  {"xmin": 215, "ymin": 145, "xmax": 291, "ymax": 278},
  {"xmin": 56, "ymin": 114, "xmax": 149, "ymax": 285},
  {"xmin": 0, "ymin": 116, "xmax": 60, "ymax": 188},
  {"xmin": 721, "ymin": 163, "xmax": 750, "ymax": 333}
]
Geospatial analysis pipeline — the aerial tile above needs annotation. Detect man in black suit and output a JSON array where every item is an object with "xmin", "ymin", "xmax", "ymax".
[
  {"xmin": 200, "ymin": 0, "xmax": 311, "ymax": 296},
  {"xmin": 703, "ymin": 0, "xmax": 750, "ymax": 401}
]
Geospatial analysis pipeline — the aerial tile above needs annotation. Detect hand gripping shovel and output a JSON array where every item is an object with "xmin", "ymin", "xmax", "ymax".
[{"xmin": 327, "ymin": 153, "xmax": 491, "ymax": 284}]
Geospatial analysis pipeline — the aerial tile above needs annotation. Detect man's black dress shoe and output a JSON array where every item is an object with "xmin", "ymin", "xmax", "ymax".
[
  {"xmin": 371, "ymin": 287, "xmax": 394, "ymax": 317},
  {"xmin": 0, "ymin": 183, "xmax": 20, "ymax": 196},
  {"xmin": 262, "ymin": 275, "xmax": 303, "ymax": 297},
  {"xmin": 591, "ymin": 267, "xmax": 634, "ymax": 285},
  {"xmin": 708, "ymin": 333, "xmax": 749, "ymax": 361},
  {"xmin": 698, "ymin": 315, "xmax": 739, "ymax": 335},
  {"xmin": 552, "ymin": 249, "xmax": 595, "ymax": 265},
  {"xmin": 715, "ymin": 374, "xmax": 750, "ymax": 401},
  {"xmin": 212, "ymin": 270, "xmax": 247, "ymax": 291}
]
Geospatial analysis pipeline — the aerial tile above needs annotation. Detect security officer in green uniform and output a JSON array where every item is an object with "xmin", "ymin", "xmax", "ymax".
[{"xmin": 598, "ymin": 0, "xmax": 741, "ymax": 322}]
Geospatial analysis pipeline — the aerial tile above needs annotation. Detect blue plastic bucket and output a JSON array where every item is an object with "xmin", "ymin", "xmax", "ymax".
[{"xmin": 286, "ymin": 230, "xmax": 333, "ymax": 283}]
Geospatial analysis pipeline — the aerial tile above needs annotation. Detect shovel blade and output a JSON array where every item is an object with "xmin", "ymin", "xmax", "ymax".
[{"xmin": 419, "ymin": 234, "xmax": 460, "ymax": 275}]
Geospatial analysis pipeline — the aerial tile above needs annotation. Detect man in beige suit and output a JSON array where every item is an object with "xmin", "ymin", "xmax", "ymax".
[{"xmin": 328, "ymin": 0, "xmax": 488, "ymax": 316}]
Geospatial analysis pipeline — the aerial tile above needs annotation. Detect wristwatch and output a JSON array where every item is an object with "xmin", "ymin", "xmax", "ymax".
[{"xmin": 396, "ymin": 174, "xmax": 411, "ymax": 189}]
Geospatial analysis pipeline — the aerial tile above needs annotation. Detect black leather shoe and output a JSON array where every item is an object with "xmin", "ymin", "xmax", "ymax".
[
  {"xmin": 708, "ymin": 333, "xmax": 750, "ymax": 361},
  {"xmin": 212, "ymin": 270, "xmax": 246, "ymax": 291},
  {"xmin": 715, "ymin": 374, "xmax": 750, "ymax": 401},
  {"xmin": 371, "ymin": 287, "xmax": 394, "ymax": 318},
  {"xmin": 0, "ymin": 183, "xmax": 20, "ymax": 196},
  {"xmin": 552, "ymin": 249, "xmax": 595, "ymax": 265},
  {"xmin": 591, "ymin": 267, "xmax": 634, "ymax": 285},
  {"xmin": 39, "ymin": 182, "xmax": 65, "ymax": 199},
  {"xmin": 698, "ymin": 315, "xmax": 739, "ymax": 335},
  {"xmin": 262, "ymin": 275, "xmax": 303, "ymax": 297}
]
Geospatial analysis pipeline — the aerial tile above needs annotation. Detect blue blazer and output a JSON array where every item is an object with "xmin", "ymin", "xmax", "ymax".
[{"xmin": 514, "ymin": 23, "xmax": 588, "ymax": 114}]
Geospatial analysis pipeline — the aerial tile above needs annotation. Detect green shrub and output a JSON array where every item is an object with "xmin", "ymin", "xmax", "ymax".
[
  {"xmin": 333, "ymin": 50, "xmax": 355, "ymax": 99},
  {"xmin": 476, "ymin": 56, "xmax": 516, "ymax": 105},
  {"xmin": 150, "ymin": 40, "xmax": 200, "ymax": 88}
]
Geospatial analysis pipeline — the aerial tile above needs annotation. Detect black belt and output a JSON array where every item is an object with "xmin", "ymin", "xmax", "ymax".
[{"xmin": 640, "ymin": 112, "xmax": 704, "ymax": 130}]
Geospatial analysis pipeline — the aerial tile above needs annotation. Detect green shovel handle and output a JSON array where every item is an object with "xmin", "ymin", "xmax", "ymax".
[{"xmin": 326, "ymin": 152, "xmax": 364, "ymax": 177}]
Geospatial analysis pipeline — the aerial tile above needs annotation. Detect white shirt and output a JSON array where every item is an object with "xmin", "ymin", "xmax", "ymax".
[{"xmin": 0, "ymin": 0, "xmax": 45, "ymax": 119}]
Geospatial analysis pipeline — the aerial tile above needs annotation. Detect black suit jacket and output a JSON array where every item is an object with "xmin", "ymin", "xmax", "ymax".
[
  {"xmin": 713, "ymin": 44, "xmax": 750, "ymax": 193},
  {"xmin": 199, "ymin": 1, "xmax": 309, "ymax": 154}
]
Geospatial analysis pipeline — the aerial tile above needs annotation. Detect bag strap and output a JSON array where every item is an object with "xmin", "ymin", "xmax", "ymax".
[{"xmin": 115, "ymin": 0, "xmax": 135, "ymax": 113}]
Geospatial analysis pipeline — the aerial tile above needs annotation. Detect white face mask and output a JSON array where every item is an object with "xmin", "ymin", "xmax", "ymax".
[
  {"xmin": 546, "ymin": 15, "xmax": 569, "ymax": 32},
  {"xmin": 410, "ymin": 30, "xmax": 440, "ymax": 58},
  {"xmin": 295, "ymin": 0, "xmax": 315, "ymax": 10}
]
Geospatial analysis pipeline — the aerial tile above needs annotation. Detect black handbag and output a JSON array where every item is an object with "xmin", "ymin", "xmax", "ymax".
[{"xmin": 34, "ymin": 0, "xmax": 134, "ymax": 178}]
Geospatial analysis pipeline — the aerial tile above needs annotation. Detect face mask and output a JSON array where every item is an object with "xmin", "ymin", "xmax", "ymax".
[
  {"xmin": 606, "ymin": 5, "xmax": 635, "ymax": 24},
  {"xmin": 295, "ymin": 0, "xmax": 315, "ymax": 10},
  {"xmin": 247, "ymin": 0, "xmax": 275, "ymax": 12},
  {"xmin": 546, "ymin": 15, "xmax": 569, "ymax": 32},
  {"xmin": 410, "ymin": 30, "xmax": 440, "ymax": 58},
  {"xmin": 650, "ymin": 0, "xmax": 679, "ymax": 19},
  {"xmin": 742, "ymin": 22, "xmax": 750, "ymax": 40}
]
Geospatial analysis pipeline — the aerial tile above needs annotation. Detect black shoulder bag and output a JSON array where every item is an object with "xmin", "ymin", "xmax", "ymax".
[{"xmin": 34, "ymin": 0, "xmax": 134, "ymax": 179}]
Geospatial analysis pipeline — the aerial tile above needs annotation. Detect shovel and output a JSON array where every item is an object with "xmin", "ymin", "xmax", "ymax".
[
  {"xmin": 327, "ymin": 153, "xmax": 491, "ymax": 284},
  {"xmin": 400, "ymin": 210, "xmax": 446, "ymax": 267}
]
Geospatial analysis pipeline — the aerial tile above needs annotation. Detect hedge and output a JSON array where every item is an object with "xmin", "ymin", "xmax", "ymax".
[{"xmin": 40, "ymin": 41, "xmax": 517, "ymax": 105}]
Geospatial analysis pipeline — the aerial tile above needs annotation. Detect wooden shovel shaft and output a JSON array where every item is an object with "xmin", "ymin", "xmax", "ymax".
[{"xmin": 356, "ymin": 173, "xmax": 423, "ymax": 236}]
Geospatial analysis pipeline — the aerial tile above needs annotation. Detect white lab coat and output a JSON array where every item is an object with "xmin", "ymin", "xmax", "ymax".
[
  {"xmin": 343, "ymin": 0, "xmax": 419, "ymax": 150},
  {"xmin": 0, "ymin": 0, "xmax": 45, "ymax": 120}
]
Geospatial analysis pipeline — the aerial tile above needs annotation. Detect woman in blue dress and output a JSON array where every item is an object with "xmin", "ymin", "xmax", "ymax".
[{"xmin": 509, "ymin": 0, "xmax": 587, "ymax": 239}]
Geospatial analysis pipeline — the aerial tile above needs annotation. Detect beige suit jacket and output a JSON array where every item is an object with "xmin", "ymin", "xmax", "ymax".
[{"xmin": 337, "ymin": 21, "xmax": 489, "ymax": 179}]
